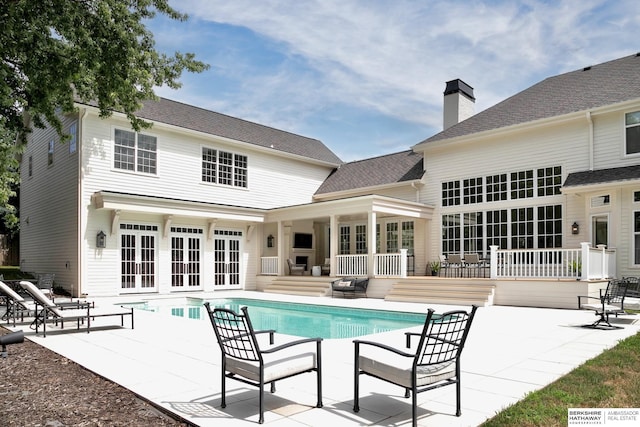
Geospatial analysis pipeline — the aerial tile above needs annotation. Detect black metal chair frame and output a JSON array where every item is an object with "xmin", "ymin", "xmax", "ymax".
[
  {"xmin": 20, "ymin": 281, "xmax": 132, "ymax": 337},
  {"xmin": 578, "ymin": 280, "xmax": 628, "ymax": 330},
  {"xmin": 354, "ymin": 305, "xmax": 478, "ymax": 427},
  {"xmin": 204, "ymin": 302, "xmax": 323, "ymax": 424}
]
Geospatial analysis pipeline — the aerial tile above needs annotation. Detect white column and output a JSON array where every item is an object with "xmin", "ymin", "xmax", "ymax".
[
  {"xmin": 277, "ymin": 221, "xmax": 284, "ymax": 276},
  {"xmin": 368, "ymin": 211, "xmax": 376, "ymax": 277},
  {"xmin": 330, "ymin": 215, "xmax": 338, "ymax": 276}
]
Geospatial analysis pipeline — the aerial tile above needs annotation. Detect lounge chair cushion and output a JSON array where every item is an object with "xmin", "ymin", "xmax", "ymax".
[
  {"xmin": 334, "ymin": 281, "xmax": 352, "ymax": 288},
  {"xmin": 226, "ymin": 349, "xmax": 318, "ymax": 383},
  {"xmin": 358, "ymin": 353, "xmax": 456, "ymax": 388}
]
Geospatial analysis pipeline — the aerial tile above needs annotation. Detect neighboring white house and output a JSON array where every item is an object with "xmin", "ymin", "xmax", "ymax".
[{"xmin": 19, "ymin": 53, "xmax": 640, "ymax": 297}]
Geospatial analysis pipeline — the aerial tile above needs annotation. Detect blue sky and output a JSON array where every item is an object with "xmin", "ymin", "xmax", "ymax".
[{"xmin": 149, "ymin": 0, "xmax": 640, "ymax": 162}]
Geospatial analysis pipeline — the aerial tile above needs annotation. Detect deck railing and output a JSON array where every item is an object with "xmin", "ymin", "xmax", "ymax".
[
  {"xmin": 490, "ymin": 243, "xmax": 615, "ymax": 280},
  {"xmin": 260, "ymin": 256, "xmax": 278, "ymax": 275},
  {"xmin": 260, "ymin": 250, "xmax": 410, "ymax": 278},
  {"xmin": 336, "ymin": 254, "xmax": 368, "ymax": 276}
]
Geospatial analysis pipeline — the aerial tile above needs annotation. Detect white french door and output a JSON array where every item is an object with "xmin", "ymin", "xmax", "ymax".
[
  {"xmin": 120, "ymin": 224, "xmax": 158, "ymax": 294},
  {"xmin": 213, "ymin": 229, "xmax": 242, "ymax": 289},
  {"xmin": 170, "ymin": 227, "xmax": 203, "ymax": 291}
]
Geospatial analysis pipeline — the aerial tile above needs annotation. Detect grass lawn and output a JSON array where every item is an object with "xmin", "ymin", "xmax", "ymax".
[{"xmin": 481, "ymin": 327, "xmax": 640, "ymax": 426}]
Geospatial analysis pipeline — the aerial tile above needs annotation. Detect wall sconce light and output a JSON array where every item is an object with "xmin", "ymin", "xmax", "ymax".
[
  {"xmin": 571, "ymin": 222, "xmax": 579, "ymax": 235},
  {"xmin": 267, "ymin": 234, "xmax": 274, "ymax": 248},
  {"xmin": 96, "ymin": 230, "xmax": 107, "ymax": 248}
]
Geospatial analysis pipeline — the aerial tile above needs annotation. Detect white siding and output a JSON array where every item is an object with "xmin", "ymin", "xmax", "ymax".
[
  {"xmin": 79, "ymin": 112, "xmax": 331, "ymax": 210},
  {"xmin": 20, "ymin": 114, "xmax": 80, "ymax": 294},
  {"xmin": 77, "ymin": 109, "xmax": 334, "ymax": 296},
  {"xmin": 418, "ymin": 118, "xmax": 589, "ymax": 260}
]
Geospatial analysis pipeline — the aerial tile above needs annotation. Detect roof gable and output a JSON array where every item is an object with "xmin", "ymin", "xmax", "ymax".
[
  {"xmin": 420, "ymin": 53, "xmax": 640, "ymax": 145},
  {"xmin": 315, "ymin": 150, "xmax": 424, "ymax": 195}
]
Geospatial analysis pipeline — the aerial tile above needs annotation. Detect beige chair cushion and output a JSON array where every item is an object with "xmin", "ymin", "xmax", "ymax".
[
  {"xmin": 358, "ymin": 353, "xmax": 455, "ymax": 388},
  {"xmin": 226, "ymin": 349, "xmax": 318, "ymax": 383}
]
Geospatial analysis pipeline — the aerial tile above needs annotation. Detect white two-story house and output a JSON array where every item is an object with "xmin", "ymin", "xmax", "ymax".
[
  {"xmin": 19, "ymin": 53, "xmax": 640, "ymax": 301},
  {"xmin": 413, "ymin": 53, "xmax": 640, "ymax": 283}
]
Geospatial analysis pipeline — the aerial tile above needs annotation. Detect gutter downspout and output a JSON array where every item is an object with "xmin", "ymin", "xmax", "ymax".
[
  {"xmin": 411, "ymin": 182, "xmax": 421, "ymax": 203},
  {"xmin": 586, "ymin": 111, "xmax": 594, "ymax": 170},
  {"xmin": 77, "ymin": 107, "xmax": 88, "ymax": 297}
]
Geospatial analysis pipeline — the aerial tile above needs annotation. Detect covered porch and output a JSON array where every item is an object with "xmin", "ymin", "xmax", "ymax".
[{"xmin": 259, "ymin": 194, "xmax": 434, "ymax": 279}]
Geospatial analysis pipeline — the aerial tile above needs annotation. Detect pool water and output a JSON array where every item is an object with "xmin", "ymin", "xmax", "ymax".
[{"xmin": 128, "ymin": 298, "xmax": 427, "ymax": 339}]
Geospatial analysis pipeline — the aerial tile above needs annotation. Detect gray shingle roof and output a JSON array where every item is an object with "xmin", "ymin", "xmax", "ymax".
[
  {"xmin": 420, "ymin": 53, "xmax": 640, "ymax": 144},
  {"xmin": 79, "ymin": 97, "xmax": 342, "ymax": 165},
  {"xmin": 564, "ymin": 165, "xmax": 640, "ymax": 188},
  {"xmin": 315, "ymin": 150, "xmax": 424, "ymax": 195}
]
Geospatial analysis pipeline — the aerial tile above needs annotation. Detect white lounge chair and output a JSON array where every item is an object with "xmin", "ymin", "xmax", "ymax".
[
  {"xmin": 0, "ymin": 280, "xmax": 37, "ymax": 326},
  {"xmin": 20, "ymin": 281, "xmax": 134, "ymax": 337}
]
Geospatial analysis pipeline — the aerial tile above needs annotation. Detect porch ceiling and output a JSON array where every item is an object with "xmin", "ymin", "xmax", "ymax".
[
  {"xmin": 92, "ymin": 191, "xmax": 266, "ymax": 222},
  {"xmin": 265, "ymin": 194, "xmax": 434, "ymax": 222}
]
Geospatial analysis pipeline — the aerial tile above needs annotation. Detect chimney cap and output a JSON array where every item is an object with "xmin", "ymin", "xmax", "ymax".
[{"xmin": 444, "ymin": 79, "xmax": 475, "ymax": 101}]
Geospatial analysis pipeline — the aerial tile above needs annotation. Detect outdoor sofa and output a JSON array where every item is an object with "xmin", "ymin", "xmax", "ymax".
[{"xmin": 331, "ymin": 277, "xmax": 369, "ymax": 298}]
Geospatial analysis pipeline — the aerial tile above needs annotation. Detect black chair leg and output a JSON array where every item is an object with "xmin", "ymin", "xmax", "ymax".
[
  {"xmin": 411, "ymin": 385, "xmax": 417, "ymax": 427},
  {"xmin": 259, "ymin": 381, "xmax": 264, "ymax": 424},
  {"xmin": 353, "ymin": 345, "xmax": 360, "ymax": 412},
  {"xmin": 220, "ymin": 366, "xmax": 226, "ymax": 408},
  {"xmin": 316, "ymin": 341, "xmax": 323, "ymax": 407}
]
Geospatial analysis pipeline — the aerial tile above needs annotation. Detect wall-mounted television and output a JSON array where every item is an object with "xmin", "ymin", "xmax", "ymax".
[{"xmin": 293, "ymin": 233, "xmax": 313, "ymax": 249}]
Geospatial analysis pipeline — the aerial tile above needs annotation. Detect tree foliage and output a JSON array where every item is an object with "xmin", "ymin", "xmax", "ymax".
[
  {"xmin": 0, "ymin": 118, "xmax": 20, "ymax": 233},
  {"xmin": 0, "ymin": 0, "xmax": 208, "ymax": 233},
  {"xmin": 1, "ymin": 0, "xmax": 209, "ymax": 138}
]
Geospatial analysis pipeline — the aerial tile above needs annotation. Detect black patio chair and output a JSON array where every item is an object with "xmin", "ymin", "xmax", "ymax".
[
  {"xmin": 578, "ymin": 280, "xmax": 628, "ymax": 329},
  {"xmin": 353, "ymin": 305, "xmax": 478, "ymax": 427},
  {"xmin": 204, "ymin": 302, "xmax": 323, "ymax": 424}
]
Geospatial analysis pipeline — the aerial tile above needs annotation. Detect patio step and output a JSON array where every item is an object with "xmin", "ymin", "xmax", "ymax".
[
  {"xmin": 263, "ymin": 276, "xmax": 331, "ymax": 297},
  {"xmin": 384, "ymin": 278, "xmax": 496, "ymax": 307}
]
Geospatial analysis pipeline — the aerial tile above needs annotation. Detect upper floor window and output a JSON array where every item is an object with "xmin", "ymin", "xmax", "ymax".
[
  {"xmin": 28, "ymin": 155, "xmax": 33, "ymax": 177},
  {"xmin": 68, "ymin": 122, "xmax": 77, "ymax": 154},
  {"xmin": 202, "ymin": 147, "xmax": 248, "ymax": 188},
  {"xmin": 511, "ymin": 169, "xmax": 534, "ymax": 199},
  {"xmin": 486, "ymin": 174, "xmax": 507, "ymax": 202},
  {"xmin": 463, "ymin": 177, "xmax": 483, "ymax": 204},
  {"xmin": 537, "ymin": 166, "xmax": 562, "ymax": 196},
  {"xmin": 48, "ymin": 140, "xmax": 54, "ymax": 166},
  {"xmin": 442, "ymin": 181, "xmax": 460, "ymax": 206},
  {"xmin": 626, "ymin": 111, "xmax": 640, "ymax": 155},
  {"xmin": 114, "ymin": 129, "xmax": 157, "ymax": 174}
]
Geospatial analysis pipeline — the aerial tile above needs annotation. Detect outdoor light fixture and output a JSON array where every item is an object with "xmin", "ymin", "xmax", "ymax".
[
  {"xmin": 267, "ymin": 234, "xmax": 274, "ymax": 248},
  {"xmin": 96, "ymin": 230, "xmax": 107, "ymax": 248},
  {"xmin": 571, "ymin": 222, "xmax": 579, "ymax": 235}
]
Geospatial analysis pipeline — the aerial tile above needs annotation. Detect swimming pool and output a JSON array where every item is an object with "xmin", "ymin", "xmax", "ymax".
[{"xmin": 128, "ymin": 298, "xmax": 427, "ymax": 339}]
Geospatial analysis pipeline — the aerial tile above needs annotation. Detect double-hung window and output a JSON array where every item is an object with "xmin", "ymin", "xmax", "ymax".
[
  {"xmin": 202, "ymin": 147, "xmax": 248, "ymax": 188},
  {"xmin": 626, "ymin": 111, "xmax": 640, "ymax": 155},
  {"xmin": 114, "ymin": 129, "xmax": 157, "ymax": 174}
]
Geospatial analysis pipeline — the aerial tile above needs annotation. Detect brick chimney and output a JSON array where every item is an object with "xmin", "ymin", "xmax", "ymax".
[{"xmin": 443, "ymin": 79, "xmax": 475, "ymax": 130}]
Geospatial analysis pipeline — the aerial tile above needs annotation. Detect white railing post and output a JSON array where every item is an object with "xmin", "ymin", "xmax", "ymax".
[
  {"xmin": 580, "ymin": 242, "xmax": 590, "ymax": 280},
  {"xmin": 597, "ymin": 244, "xmax": 606, "ymax": 280},
  {"xmin": 490, "ymin": 245, "xmax": 498, "ymax": 279},
  {"xmin": 400, "ymin": 249, "xmax": 408, "ymax": 279}
]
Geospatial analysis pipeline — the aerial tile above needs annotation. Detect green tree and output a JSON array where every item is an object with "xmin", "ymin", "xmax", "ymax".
[
  {"xmin": 0, "ymin": 0, "xmax": 208, "ymax": 232},
  {"xmin": 0, "ymin": 119, "xmax": 20, "ymax": 233}
]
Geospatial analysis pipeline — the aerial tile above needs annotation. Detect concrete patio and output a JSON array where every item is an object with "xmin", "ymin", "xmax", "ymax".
[{"xmin": 6, "ymin": 291, "xmax": 640, "ymax": 426}]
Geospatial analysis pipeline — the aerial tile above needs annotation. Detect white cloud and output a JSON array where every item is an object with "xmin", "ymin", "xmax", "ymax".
[{"xmin": 157, "ymin": 0, "xmax": 640, "ymax": 159}]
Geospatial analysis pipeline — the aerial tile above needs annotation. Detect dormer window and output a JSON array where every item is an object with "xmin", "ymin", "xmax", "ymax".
[{"xmin": 625, "ymin": 111, "xmax": 640, "ymax": 155}]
